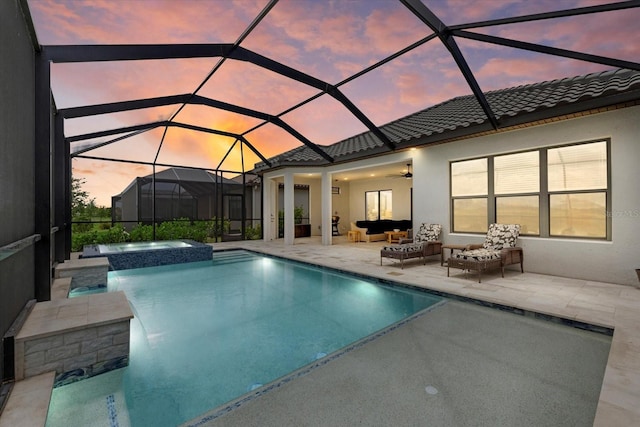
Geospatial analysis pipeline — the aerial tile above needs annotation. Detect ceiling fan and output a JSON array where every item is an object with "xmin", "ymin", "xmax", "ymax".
[{"xmin": 387, "ymin": 163, "xmax": 413, "ymax": 179}]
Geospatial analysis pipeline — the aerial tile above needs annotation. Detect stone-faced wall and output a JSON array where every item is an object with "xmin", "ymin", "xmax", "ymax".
[
  {"xmin": 19, "ymin": 320, "xmax": 130, "ymax": 385},
  {"xmin": 14, "ymin": 291, "xmax": 133, "ymax": 385}
]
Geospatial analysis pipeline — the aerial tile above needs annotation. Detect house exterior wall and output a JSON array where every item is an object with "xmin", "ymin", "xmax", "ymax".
[
  {"xmin": 414, "ymin": 105, "xmax": 640, "ymax": 286},
  {"xmin": 0, "ymin": 0, "xmax": 37, "ymax": 381}
]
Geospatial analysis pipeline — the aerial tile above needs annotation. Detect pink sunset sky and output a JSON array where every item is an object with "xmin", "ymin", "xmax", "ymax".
[{"xmin": 26, "ymin": 0, "xmax": 640, "ymax": 206}]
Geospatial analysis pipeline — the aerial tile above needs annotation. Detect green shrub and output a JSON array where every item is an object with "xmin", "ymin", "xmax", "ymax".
[
  {"xmin": 191, "ymin": 220, "xmax": 209, "ymax": 240},
  {"xmin": 71, "ymin": 229, "xmax": 98, "ymax": 252},
  {"xmin": 71, "ymin": 218, "xmax": 240, "ymax": 252},
  {"xmin": 207, "ymin": 217, "xmax": 230, "ymax": 238},
  {"xmin": 71, "ymin": 224, "xmax": 129, "ymax": 252},
  {"xmin": 156, "ymin": 219, "xmax": 185, "ymax": 241},
  {"xmin": 72, "ymin": 215, "xmax": 93, "ymax": 233},
  {"xmin": 95, "ymin": 224, "xmax": 128, "ymax": 244},
  {"xmin": 245, "ymin": 223, "xmax": 262, "ymax": 240},
  {"xmin": 294, "ymin": 205, "xmax": 305, "ymax": 224},
  {"xmin": 129, "ymin": 223, "xmax": 154, "ymax": 242},
  {"xmin": 156, "ymin": 219, "xmax": 208, "ymax": 242}
]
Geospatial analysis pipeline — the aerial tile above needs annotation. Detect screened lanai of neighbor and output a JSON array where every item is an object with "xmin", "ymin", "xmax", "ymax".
[{"xmin": 1, "ymin": 0, "xmax": 640, "ymax": 424}]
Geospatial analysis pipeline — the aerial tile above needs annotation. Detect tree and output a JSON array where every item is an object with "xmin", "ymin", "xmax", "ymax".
[{"xmin": 71, "ymin": 176, "xmax": 95, "ymax": 218}]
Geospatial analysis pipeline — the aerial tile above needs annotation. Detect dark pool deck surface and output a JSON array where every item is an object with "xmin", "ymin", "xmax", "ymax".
[{"xmin": 187, "ymin": 300, "xmax": 610, "ymax": 427}]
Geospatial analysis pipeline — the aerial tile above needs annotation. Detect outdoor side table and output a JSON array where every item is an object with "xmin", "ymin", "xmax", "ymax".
[{"xmin": 384, "ymin": 230, "xmax": 408, "ymax": 243}]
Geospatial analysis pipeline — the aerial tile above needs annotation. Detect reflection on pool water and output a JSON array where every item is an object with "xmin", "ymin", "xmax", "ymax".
[{"xmin": 47, "ymin": 250, "xmax": 443, "ymax": 427}]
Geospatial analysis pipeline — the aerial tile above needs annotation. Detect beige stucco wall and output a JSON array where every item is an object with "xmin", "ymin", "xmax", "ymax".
[
  {"xmin": 413, "ymin": 105, "xmax": 640, "ymax": 286},
  {"xmin": 264, "ymin": 105, "xmax": 639, "ymax": 285}
]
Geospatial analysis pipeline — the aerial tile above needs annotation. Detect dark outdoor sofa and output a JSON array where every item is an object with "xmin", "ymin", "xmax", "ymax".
[{"xmin": 353, "ymin": 220, "xmax": 412, "ymax": 243}]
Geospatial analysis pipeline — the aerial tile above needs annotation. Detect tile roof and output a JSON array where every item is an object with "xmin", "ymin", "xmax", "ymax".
[
  {"xmin": 255, "ymin": 68, "xmax": 640, "ymax": 171},
  {"xmin": 144, "ymin": 167, "xmax": 237, "ymax": 185}
]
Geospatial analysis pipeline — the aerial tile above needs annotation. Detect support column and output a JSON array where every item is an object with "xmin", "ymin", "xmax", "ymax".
[
  {"xmin": 262, "ymin": 178, "xmax": 276, "ymax": 241},
  {"xmin": 64, "ymin": 138, "xmax": 71, "ymax": 260},
  {"xmin": 34, "ymin": 52, "xmax": 52, "ymax": 301},
  {"xmin": 321, "ymin": 171, "xmax": 332, "ymax": 246},
  {"xmin": 53, "ymin": 113, "xmax": 66, "ymax": 263},
  {"xmin": 283, "ymin": 172, "xmax": 294, "ymax": 245}
]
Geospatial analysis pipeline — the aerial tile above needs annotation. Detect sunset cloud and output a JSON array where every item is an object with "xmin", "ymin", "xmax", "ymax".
[
  {"xmin": 72, "ymin": 157, "xmax": 154, "ymax": 206},
  {"xmin": 281, "ymin": 94, "xmax": 367, "ymax": 146},
  {"xmin": 29, "ymin": 0, "xmax": 259, "ymax": 44},
  {"xmin": 245, "ymin": 123, "xmax": 305, "ymax": 160},
  {"xmin": 197, "ymin": 60, "xmax": 318, "ymax": 114}
]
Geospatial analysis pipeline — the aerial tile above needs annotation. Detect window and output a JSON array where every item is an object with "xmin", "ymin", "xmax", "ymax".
[
  {"xmin": 365, "ymin": 190, "xmax": 392, "ymax": 221},
  {"xmin": 451, "ymin": 158, "xmax": 487, "ymax": 196},
  {"xmin": 450, "ymin": 140, "xmax": 609, "ymax": 239},
  {"xmin": 548, "ymin": 141, "xmax": 608, "ymax": 238},
  {"xmin": 496, "ymin": 196, "xmax": 539, "ymax": 235},
  {"xmin": 451, "ymin": 159, "xmax": 487, "ymax": 232},
  {"xmin": 453, "ymin": 198, "xmax": 487, "ymax": 232},
  {"xmin": 494, "ymin": 151, "xmax": 539, "ymax": 235},
  {"xmin": 549, "ymin": 193, "xmax": 606, "ymax": 237}
]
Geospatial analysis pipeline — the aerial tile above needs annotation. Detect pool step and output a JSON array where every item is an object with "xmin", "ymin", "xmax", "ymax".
[{"xmin": 211, "ymin": 251, "xmax": 256, "ymax": 265}]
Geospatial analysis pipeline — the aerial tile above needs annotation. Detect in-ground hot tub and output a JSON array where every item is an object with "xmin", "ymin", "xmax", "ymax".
[{"xmin": 81, "ymin": 240, "xmax": 213, "ymax": 270}]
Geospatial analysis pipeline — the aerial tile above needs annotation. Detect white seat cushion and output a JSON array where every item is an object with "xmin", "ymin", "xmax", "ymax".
[
  {"xmin": 452, "ymin": 248, "xmax": 501, "ymax": 262},
  {"xmin": 381, "ymin": 243, "xmax": 423, "ymax": 253}
]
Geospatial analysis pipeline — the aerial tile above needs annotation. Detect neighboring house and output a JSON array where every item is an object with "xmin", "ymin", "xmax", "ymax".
[
  {"xmin": 112, "ymin": 167, "xmax": 253, "ymax": 231},
  {"xmin": 255, "ymin": 69, "xmax": 640, "ymax": 286}
]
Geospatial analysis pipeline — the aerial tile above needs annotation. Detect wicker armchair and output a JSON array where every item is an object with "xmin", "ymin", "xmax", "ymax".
[
  {"xmin": 447, "ymin": 223, "xmax": 524, "ymax": 282},
  {"xmin": 380, "ymin": 223, "xmax": 442, "ymax": 269}
]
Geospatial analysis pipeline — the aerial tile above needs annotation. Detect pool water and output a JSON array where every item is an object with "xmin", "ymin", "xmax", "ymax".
[{"xmin": 47, "ymin": 251, "xmax": 442, "ymax": 427}]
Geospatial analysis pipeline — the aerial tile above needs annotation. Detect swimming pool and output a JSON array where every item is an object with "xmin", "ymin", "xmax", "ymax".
[{"xmin": 46, "ymin": 250, "xmax": 443, "ymax": 426}]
